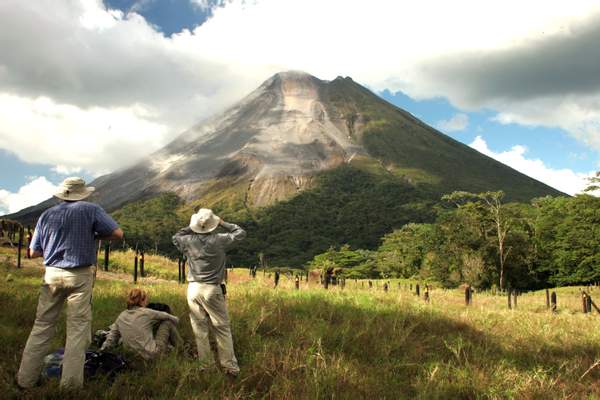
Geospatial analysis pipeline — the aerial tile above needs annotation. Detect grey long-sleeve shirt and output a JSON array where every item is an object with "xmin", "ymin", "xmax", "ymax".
[
  {"xmin": 172, "ymin": 222, "xmax": 246, "ymax": 284},
  {"xmin": 100, "ymin": 307, "xmax": 179, "ymax": 360}
]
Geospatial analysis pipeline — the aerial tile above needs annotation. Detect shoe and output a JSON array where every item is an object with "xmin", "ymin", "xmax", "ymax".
[{"xmin": 224, "ymin": 369, "xmax": 239, "ymax": 379}]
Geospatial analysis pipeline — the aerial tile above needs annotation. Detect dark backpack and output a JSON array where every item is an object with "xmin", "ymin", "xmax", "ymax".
[
  {"xmin": 84, "ymin": 351, "xmax": 127, "ymax": 379},
  {"xmin": 147, "ymin": 302, "xmax": 172, "ymax": 314},
  {"xmin": 43, "ymin": 349, "xmax": 127, "ymax": 381}
]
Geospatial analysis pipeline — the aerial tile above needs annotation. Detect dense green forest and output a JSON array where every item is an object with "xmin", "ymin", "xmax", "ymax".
[
  {"xmin": 308, "ymin": 188, "xmax": 600, "ymax": 290},
  {"xmin": 111, "ymin": 170, "xmax": 599, "ymax": 290}
]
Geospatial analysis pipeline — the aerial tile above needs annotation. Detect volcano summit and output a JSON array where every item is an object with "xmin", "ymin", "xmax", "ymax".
[{"xmin": 8, "ymin": 71, "xmax": 562, "ymax": 226}]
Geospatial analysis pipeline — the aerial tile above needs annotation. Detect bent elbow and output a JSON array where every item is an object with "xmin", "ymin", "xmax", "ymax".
[{"xmin": 112, "ymin": 228, "xmax": 124, "ymax": 241}]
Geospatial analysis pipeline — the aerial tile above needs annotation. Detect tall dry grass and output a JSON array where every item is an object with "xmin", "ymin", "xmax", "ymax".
[{"xmin": 1, "ymin": 248, "xmax": 600, "ymax": 399}]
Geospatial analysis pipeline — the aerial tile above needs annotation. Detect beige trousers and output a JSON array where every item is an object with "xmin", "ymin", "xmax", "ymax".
[
  {"xmin": 187, "ymin": 282, "xmax": 239, "ymax": 373},
  {"xmin": 154, "ymin": 320, "xmax": 181, "ymax": 355},
  {"xmin": 18, "ymin": 266, "xmax": 94, "ymax": 388}
]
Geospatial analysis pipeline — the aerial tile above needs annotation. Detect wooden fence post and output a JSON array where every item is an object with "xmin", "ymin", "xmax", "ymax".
[
  {"xmin": 507, "ymin": 289, "xmax": 512, "ymax": 310},
  {"xmin": 140, "ymin": 251, "xmax": 145, "ymax": 277},
  {"xmin": 586, "ymin": 293, "xmax": 600, "ymax": 314},
  {"xmin": 465, "ymin": 285, "xmax": 472, "ymax": 306},
  {"xmin": 551, "ymin": 291, "xmax": 557, "ymax": 312},
  {"xmin": 295, "ymin": 276, "xmax": 300, "ymax": 290},
  {"xmin": 17, "ymin": 226, "xmax": 23, "ymax": 268},
  {"xmin": 423, "ymin": 287, "xmax": 430, "ymax": 302},
  {"xmin": 586, "ymin": 294, "xmax": 593, "ymax": 314},
  {"xmin": 416, "ymin": 283, "xmax": 420, "ymax": 297},
  {"xmin": 104, "ymin": 242, "xmax": 110, "ymax": 272},
  {"xmin": 133, "ymin": 251, "xmax": 138, "ymax": 283},
  {"xmin": 545, "ymin": 288, "xmax": 550, "ymax": 309},
  {"xmin": 582, "ymin": 292, "xmax": 589, "ymax": 313}
]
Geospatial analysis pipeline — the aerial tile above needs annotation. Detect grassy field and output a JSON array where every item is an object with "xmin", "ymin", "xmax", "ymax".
[{"xmin": 2, "ymin": 248, "xmax": 600, "ymax": 399}]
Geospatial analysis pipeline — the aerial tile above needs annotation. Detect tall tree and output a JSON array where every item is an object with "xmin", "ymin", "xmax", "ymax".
[{"xmin": 442, "ymin": 191, "xmax": 512, "ymax": 290}]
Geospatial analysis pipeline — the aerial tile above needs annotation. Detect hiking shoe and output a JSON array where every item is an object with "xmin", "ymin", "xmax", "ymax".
[{"xmin": 224, "ymin": 369, "xmax": 239, "ymax": 379}]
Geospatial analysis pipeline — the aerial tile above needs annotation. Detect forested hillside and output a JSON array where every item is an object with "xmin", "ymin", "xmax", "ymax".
[{"xmin": 111, "ymin": 172, "xmax": 599, "ymax": 290}]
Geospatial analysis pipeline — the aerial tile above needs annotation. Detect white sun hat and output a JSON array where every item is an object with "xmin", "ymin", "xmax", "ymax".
[
  {"xmin": 189, "ymin": 208, "xmax": 220, "ymax": 234},
  {"xmin": 54, "ymin": 177, "xmax": 95, "ymax": 201}
]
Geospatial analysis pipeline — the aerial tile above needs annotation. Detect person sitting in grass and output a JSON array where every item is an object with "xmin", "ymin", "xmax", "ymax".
[{"xmin": 100, "ymin": 288, "xmax": 180, "ymax": 360}]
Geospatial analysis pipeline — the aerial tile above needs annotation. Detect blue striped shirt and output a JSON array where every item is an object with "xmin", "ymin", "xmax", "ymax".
[{"xmin": 30, "ymin": 201, "xmax": 119, "ymax": 268}]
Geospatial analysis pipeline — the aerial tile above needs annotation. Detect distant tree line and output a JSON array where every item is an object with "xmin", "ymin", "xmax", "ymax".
[
  {"xmin": 110, "ymin": 170, "xmax": 599, "ymax": 290},
  {"xmin": 308, "ymin": 181, "xmax": 600, "ymax": 290}
]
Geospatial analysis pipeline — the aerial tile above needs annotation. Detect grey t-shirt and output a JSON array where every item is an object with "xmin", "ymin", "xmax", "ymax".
[{"xmin": 172, "ymin": 222, "xmax": 246, "ymax": 284}]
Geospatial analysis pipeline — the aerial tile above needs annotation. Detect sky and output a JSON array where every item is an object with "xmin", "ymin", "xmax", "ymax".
[{"xmin": 1, "ymin": 0, "xmax": 599, "ymax": 214}]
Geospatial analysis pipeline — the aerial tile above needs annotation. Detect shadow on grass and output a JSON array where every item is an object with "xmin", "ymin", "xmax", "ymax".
[{"xmin": 1, "ymin": 267, "xmax": 599, "ymax": 399}]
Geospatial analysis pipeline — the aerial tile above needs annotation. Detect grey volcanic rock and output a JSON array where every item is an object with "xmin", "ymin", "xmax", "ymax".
[{"xmin": 145, "ymin": 71, "xmax": 365, "ymax": 206}]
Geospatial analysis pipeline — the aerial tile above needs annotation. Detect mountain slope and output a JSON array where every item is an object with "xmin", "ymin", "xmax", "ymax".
[{"xmin": 6, "ymin": 71, "xmax": 563, "ymax": 231}]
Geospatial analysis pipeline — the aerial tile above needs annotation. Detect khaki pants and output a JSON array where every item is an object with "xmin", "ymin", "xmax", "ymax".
[
  {"xmin": 187, "ymin": 282, "xmax": 239, "ymax": 373},
  {"xmin": 18, "ymin": 266, "xmax": 94, "ymax": 388},
  {"xmin": 154, "ymin": 320, "xmax": 180, "ymax": 355}
]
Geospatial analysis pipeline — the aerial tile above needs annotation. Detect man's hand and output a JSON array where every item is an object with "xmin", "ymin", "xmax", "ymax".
[{"xmin": 29, "ymin": 249, "xmax": 43, "ymax": 259}]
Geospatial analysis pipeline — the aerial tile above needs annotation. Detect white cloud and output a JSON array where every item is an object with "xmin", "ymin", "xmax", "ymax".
[
  {"xmin": 51, "ymin": 165, "xmax": 83, "ymax": 175},
  {"xmin": 436, "ymin": 113, "xmax": 469, "ymax": 132},
  {"xmin": 0, "ymin": 94, "xmax": 170, "ymax": 174},
  {"xmin": 469, "ymin": 136, "xmax": 596, "ymax": 196},
  {"xmin": 0, "ymin": 0, "xmax": 599, "ymax": 177},
  {"xmin": 0, "ymin": 177, "xmax": 59, "ymax": 214},
  {"xmin": 190, "ymin": 0, "xmax": 227, "ymax": 12}
]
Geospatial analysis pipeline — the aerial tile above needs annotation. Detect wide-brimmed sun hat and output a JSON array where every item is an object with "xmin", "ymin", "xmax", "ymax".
[
  {"xmin": 189, "ymin": 208, "xmax": 220, "ymax": 234},
  {"xmin": 54, "ymin": 177, "xmax": 95, "ymax": 201}
]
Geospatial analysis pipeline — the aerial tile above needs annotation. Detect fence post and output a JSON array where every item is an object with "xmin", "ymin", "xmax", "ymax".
[
  {"xmin": 423, "ymin": 287, "xmax": 429, "ymax": 302},
  {"xmin": 551, "ymin": 291, "xmax": 557, "ymax": 312},
  {"xmin": 586, "ymin": 294, "xmax": 593, "ymax": 314},
  {"xmin": 295, "ymin": 275, "xmax": 300, "ymax": 290},
  {"xmin": 140, "ymin": 251, "xmax": 145, "ymax": 277},
  {"xmin": 465, "ymin": 285, "xmax": 472, "ymax": 306},
  {"xmin": 545, "ymin": 288, "xmax": 550, "ymax": 309},
  {"xmin": 582, "ymin": 292, "xmax": 589, "ymax": 314},
  {"xmin": 133, "ymin": 251, "xmax": 138, "ymax": 283},
  {"xmin": 17, "ymin": 226, "xmax": 23, "ymax": 268},
  {"xmin": 104, "ymin": 242, "xmax": 110, "ymax": 272},
  {"xmin": 507, "ymin": 289, "xmax": 512, "ymax": 310},
  {"xmin": 415, "ymin": 283, "xmax": 420, "ymax": 297}
]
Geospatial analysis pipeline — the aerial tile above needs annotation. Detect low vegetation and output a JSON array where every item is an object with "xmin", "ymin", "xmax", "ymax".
[{"xmin": 2, "ymin": 249, "xmax": 600, "ymax": 399}]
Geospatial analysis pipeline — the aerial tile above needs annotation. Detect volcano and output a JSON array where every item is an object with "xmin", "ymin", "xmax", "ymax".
[{"xmin": 7, "ymin": 71, "xmax": 563, "ymax": 226}]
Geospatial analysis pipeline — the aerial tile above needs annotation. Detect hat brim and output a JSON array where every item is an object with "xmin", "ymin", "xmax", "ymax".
[
  {"xmin": 189, "ymin": 214, "xmax": 220, "ymax": 234},
  {"xmin": 54, "ymin": 187, "xmax": 95, "ymax": 201}
]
